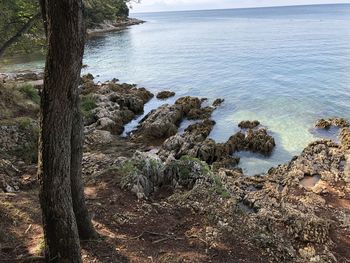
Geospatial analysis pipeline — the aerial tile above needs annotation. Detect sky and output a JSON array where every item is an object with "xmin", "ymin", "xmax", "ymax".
[{"xmin": 130, "ymin": 0, "xmax": 350, "ymax": 13}]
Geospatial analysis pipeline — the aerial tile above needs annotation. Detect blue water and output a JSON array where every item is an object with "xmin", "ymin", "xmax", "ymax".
[{"xmin": 1, "ymin": 4, "xmax": 350, "ymax": 175}]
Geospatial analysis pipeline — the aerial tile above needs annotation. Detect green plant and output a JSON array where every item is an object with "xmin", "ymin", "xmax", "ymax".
[
  {"xmin": 81, "ymin": 94, "xmax": 97, "ymax": 124},
  {"xmin": 19, "ymin": 84, "xmax": 40, "ymax": 104},
  {"xmin": 81, "ymin": 94, "xmax": 97, "ymax": 112},
  {"xmin": 211, "ymin": 174, "xmax": 230, "ymax": 198}
]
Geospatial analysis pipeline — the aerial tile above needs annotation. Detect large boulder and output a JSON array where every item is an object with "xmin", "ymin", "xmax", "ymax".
[
  {"xmin": 226, "ymin": 128, "xmax": 275, "ymax": 155},
  {"xmin": 133, "ymin": 104, "xmax": 183, "ymax": 140}
]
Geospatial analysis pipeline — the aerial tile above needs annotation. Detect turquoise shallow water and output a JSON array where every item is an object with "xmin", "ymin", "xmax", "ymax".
[{"xmin": 1, "ymin": 4, "xmax": 350, "ymax": 175}]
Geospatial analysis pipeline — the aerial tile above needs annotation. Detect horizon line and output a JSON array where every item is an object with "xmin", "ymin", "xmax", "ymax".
[{"xmin": 130, "ymin": 2, "xmax": 350, "ymax": 14}]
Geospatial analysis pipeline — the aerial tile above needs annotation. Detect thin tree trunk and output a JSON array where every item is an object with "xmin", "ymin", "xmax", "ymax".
[
  {"xmin": 38, "ymin": 0, "xmax": 85, "ymax": 262},
  {"xmin": 71, "ymin": 93, "xmax": 98, "ymax": 239},
  {"xmin": 0, "ymin": 12, "xmax": 40, "ymax": 57}
]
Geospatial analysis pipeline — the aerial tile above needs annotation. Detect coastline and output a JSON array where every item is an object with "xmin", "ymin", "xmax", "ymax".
[
  {"xmin": 1, "ymin": 74, "xmax": 350, "ymax": 261},
  {"xmin": 86, "ymin": 17, "xmax": 145, "ymax": 36}
]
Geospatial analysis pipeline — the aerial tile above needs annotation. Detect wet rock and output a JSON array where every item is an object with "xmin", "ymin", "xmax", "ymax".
[
  {"xmin": 315, "ymin": 118, "xmax": 349, "ymax": 129},
  {"xmin": 156, "ymin": 91, "xmax": 175, "ymax": 99},
  {"xmin": 238, "ymin": 120, "xmax": 260, "ymax": 129},
  {"xmin": 159, "ymin": 119, "xmax": 240, "ymax": 168},
  {"xmin": 133, "ymin": 96, "xmax": 203, "ymax": 141},
  {"xmin": 159, "ymin": 119, "xmax": 216, "ymax": 160},
  {"xmin": 175, "ymin": 96, "xmax": 201, "ymax": 114},
  {"xmin": 226, "ymin": 128, "xmax": 275, "ymax": 155},
  {"xmin": 212, "ymin": 98, "xmax": 224, "ymax": 107},
  {"xmin": 186, "ymin": 107, "xmax": 214, "ymax": 120}
]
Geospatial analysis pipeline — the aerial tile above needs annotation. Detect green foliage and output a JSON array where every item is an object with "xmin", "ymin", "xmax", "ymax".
[
  {"xmin": 84, "ymin": 0, "xmax": 130, "ymax": 27},
  {"xmin": 0, "ymin": 0, "xmax": 44, "ymax": 56},
  {"xmin": 81, "ymin": 94, "xmax": 97, "ymax": 112},
  {"xmin": 0, "ymin": 0, "xmax": 132, "ymax": 56},
  {"xmin": 81, "ymin": 94, "xmax": 97, "ymax": 124},
  {"xmin": 19, "ymin": 84, "xmax": 40, "ymax": 104},
  {"xmin": 211, "ymin": 174, "xmax": 230, "ymax": 198}
]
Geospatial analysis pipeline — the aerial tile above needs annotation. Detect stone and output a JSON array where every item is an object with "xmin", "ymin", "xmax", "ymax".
[
  {"xmin": 315, "ymin": 118, "xmax": 349, "ymax": 129},
  {"xmin": 156, "ymin": 91, "xmax": 175, "ymax": 99},
  {"xmin": 238, "ymin": 120, "xmax": 260, "ymax": 129},
  {"xmin": 212, "ymin": 98, "xmax": 224, "ymax": 107}
]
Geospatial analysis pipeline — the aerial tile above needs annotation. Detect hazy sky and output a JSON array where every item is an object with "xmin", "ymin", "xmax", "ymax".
[{"xmin": 130, "ymin": 0, "xmax": 350, "ymax": 13}]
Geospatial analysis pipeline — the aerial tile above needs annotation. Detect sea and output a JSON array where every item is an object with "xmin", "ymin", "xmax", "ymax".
[{"xmin": 1, "ymin": 4, "xmax": 350, "ymax": 175}]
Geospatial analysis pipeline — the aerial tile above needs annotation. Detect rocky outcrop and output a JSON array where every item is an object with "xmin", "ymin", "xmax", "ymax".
[
  {"xmin": 133, "ymin": 104, "xmax": 184, "ymax": 140},
  {"xmin": 119, "ymin": 151, "xmax": 211, "ymax": 199},
  {"xmin": 0, "ymin": 72, "xmax": 43, "ymax": 83},
  {"xmin": 212, "ymin": 98, "xmax": 224, "ymax": 107},
  {"xmin": 159, "ymin": 119, "xmax": 240, "ymax": 169},
  {"xmin": 82, "ymin": 78, "xmax": 153, "ymax": 140},
  {"xmin": 226, "ymin": 128, "xmax": 275, "ymax": 155},
  {"xmin": 156, "ymin": 91, "xmax": 175, "ymax": 99},
  {"xmin": 87, "ymin": 18, "xmax": 145, "ymax": 35},
  {"xmin": 238, "ymin": 120, "xmax": 260, "ymax": 129},
  {"xmin": 132, "ymin": 96, "xmax": 204, "ymax": 141},
  {"xmin": 159, "ymin": 121, "xmax": 275, "ymax": 169},
  {"xmin": 315, "ymin": 118, "xmax": 349, "ymax": 129}
]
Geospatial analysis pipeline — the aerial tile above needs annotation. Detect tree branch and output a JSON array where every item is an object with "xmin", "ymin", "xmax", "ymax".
[{"xmin": 0, "ymin": 12, "xmax": 41, "ymax": 57}]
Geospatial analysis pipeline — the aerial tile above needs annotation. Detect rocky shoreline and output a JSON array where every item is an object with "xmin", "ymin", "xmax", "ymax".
[
  {"xmin": 87, "ymin": 17, "xmax": 145, "ymax": 36},
  {"xmin": 0, "ymin": 73, "xmax": 349, "ymax": 262}
]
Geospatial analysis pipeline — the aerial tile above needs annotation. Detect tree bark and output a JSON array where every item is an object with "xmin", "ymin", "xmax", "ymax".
[
  {"xmin": 71, "ymin": 91, "xmax": 98, "ymax": 239},
  {"xmin": 0, "ymin": 12, "xmax": 41, "ymax": 58},
  {"xmin": 38, "ymin": 0, "xmax": 86, "ymax": 262}
]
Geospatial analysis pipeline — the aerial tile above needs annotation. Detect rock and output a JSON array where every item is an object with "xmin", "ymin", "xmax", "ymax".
[
  {"xmin": 85, "ymin": 130, "xmax": 115, "ymax": 145},
  {"xmin": 186, "ymin": 107, "xmax": 214, "ymax": 120},
  {"xmin": 226, "ymin": 128, "xmax": 275, "ymax": 155},
  {"xmin": 299, "ymin": 245, "xmax": 316, "ymax": 259},
  {"xmin": 133, "ymin": 96, "xmax": 203, "ymax": 141},
  {"xmin": 119, "ymin": 151, "xmax": 212, "ymax": 199},
  {"xmin": 340, "ymin": 127, "xmax": 350, "ymax": 150},
  {"xmin": 315, "ymin": 118, "xmax": 349, "ymax": 129},
  {"xmin": 133, "ymin": 104, "xmax": 183, "ymax": 140},
  {"xmin": 212, "ymin": 98, "xmax": 224, "ymax": 107},
  {"xmin": 0, "ymin": 119, "xmax": 39, "ymax": 163},
  {"xmin": 156, "ymin": 91, "xmax": 175, "ymax": 99},
  {"xmin": 82, "ymin": 80, "xmax": 154, "ymax": 136},
  {"xmin": 238, "ymin": 120, "xmax": 260, "ymax": 129},
  {"xmin": 159, "ymin": 119, "xmax": 240, "ymax": 168},
  {"xmin": 175, "ymin": 96, "xmax": 201, "ymax": 114}
]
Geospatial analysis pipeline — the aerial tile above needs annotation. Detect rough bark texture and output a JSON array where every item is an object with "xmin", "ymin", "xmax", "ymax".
[
  {"xmin": 71, "ymin": 93, "xmax": 98, "ymax": 239},
  {"xmin": 38, "ymin": 0, "xmax": 86, "ymax": 262}
]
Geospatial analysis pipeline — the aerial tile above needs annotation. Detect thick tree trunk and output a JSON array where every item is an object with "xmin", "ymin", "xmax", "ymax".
[
  {"xmin": 71, "ymin": 93, "xmax": 98, "ymax": 239},
  {"xmin": 0, "ymin": 12, "xmax": 40, "ymax": 58},
  {"xmin": 38, "ymin": 0, "xmax": 85, "ymax": 262}
]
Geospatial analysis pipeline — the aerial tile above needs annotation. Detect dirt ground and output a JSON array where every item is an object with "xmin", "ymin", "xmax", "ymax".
[{"xmin": 0, "ymin": 164, "xmax": 268, "ymax": 263}]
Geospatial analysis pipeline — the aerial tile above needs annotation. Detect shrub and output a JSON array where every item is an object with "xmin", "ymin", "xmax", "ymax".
[{"xmin": 19, "ymin": 84, "xmax": 40, "ymax": 104}]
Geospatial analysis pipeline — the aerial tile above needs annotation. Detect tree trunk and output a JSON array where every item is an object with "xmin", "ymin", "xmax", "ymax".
[
  {"xmin": 0, "ymin": 12, "xmax": 40, "ymax": 58},
  {"xmin": 71, "ymin": 92, "xmax": 98, "ymax": 239},
  {"xmin": 38, "ymin": 0, "xmax": 85, "ymax": 262}
]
